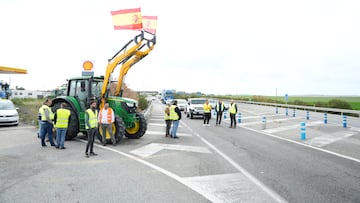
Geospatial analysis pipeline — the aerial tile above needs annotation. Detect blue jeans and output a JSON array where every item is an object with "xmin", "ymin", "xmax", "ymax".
[
  {"xmin": 40, "ymin": 122, "xmax": 55, "ymax": 146},
  {"xmin": 171, "ymin": 120, "xmax": 180, "ymax": 137},
  {"xmin": 56, "ymin": 128, "xmax": 67, "ymax": 148}
]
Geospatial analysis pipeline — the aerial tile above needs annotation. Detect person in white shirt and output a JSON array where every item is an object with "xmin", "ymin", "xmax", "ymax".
[{"xmin": 98, "ymin": 102, "xmax": 116, "ymax": 146}]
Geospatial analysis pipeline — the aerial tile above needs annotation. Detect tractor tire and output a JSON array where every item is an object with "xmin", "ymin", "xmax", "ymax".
[
  {"xmin": 51, "ymin": 101, "xmax": 79, "ymax": 140},
  {"xmin": 97, "ymin": 115, "xmax": 125, "ymax": 144},
  {"xmin": 125, "ymin": 113, "xmax": 147, "ymax": 139}
]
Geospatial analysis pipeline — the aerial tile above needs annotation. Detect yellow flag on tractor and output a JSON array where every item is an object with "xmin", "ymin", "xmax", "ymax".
[{"xmin": 111, "ymin": 8, "xmax": 143, "ymax": 30}]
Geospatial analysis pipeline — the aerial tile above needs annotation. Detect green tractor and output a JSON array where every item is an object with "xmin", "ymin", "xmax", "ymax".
[{"xmin": 51, "ymin": 31, "xmax": 156, "ymax": 143}]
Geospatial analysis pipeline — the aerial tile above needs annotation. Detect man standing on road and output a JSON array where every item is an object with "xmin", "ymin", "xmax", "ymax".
[
  {"xmin": 38, "ymin": 99, "xmax": 56, "ymax": 147},
  {"xmin": 98, "ymin": 102, "xmax": 116, "ymax": 146},
  {"xmin": 203, "ymin": 100, "xmax": 212, "ymax": 126},
  {"xmin": 164, "ymin": 102, "xmax": 172, "ymax": 137},
  {"xmin": 229, "ymin": 99, "xmax": 238, "ymax": 128},
  {"xmin": 54, "ymin": 103, "xmax": 71, "ymax": 149},
  {"xmin": 85, "ymin": 100, "xmax": 98, "ymax": 158},
  {"xmin": 170, "ymin": 100, "xmax": 181, "ymax": 139},
  {"xmin": 215, "ymin": 99, "xmax": 225, "ymax": 126}
]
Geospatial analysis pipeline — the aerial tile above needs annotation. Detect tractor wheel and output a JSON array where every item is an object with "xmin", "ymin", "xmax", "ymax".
[
  {"xmin": 97, "ymin": 115, "xmax": 125, "ymax": 144},
  {"xmin": 125, "ymin": 113, "xmax": 147, "ymax": 139},
  {"xmin": 51, "ymin": 101, "xmax": 79, "ymax": 140}
]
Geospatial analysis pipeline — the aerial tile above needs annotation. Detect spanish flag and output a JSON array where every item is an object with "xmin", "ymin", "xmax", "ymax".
[
  {"xmin": 111, "ymin": 8, "xmax": 143, "ymax": 30},
  {"xmin": 142, "ymin": 16, "xmax": 158, "ymax": 34}
]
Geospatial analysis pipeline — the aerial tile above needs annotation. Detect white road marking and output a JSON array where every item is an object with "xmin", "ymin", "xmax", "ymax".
[
  {"xmin": 239, "ymin": 125, "xmax": 360, "ymax": 164},
  {"xmin": 130, "ymin": 143, "xmax": 211, "ymax": 158},
  {"xmin": 182, "ymin": 122, "xmax": 287, "ymax": 203},
  {"xmin": 305, "ymin": 131, "xmax": 357, "ymax": 147},
  {"xmin": 263, "ymin": 120, "xmax": 323, "ymax": 133},
  {"xmin": 146, "ymin": 131, "xmax": 192, "ymax": 137},
  {"xmin": 183, "ymin": 173, "xmax": 278, "ymax": 202},
  {"xmin": 240, "ymin": 117, "xmax": 299, "ymax": 126}
]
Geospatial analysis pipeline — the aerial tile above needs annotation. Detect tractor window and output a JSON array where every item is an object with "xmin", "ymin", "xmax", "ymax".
[
  {"xmin": 68, "ymin": 80, "xmax": 76, "ymax": 96},
  {"xmin": 76, "ymin": 80, "xmax": 89, "ymax": 110},
  {"xmin": 91, "ymin": 81, "xmax": 102, "ymax": 98}
]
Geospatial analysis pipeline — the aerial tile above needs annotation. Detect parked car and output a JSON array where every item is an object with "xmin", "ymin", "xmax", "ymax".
[
  {"xmin": 176, "ymin": 99, "xmax": 187, "ymax": 111},
  {"xmin": 0, "ymin": 99, "xmax": 19, "ymax": 126},
  {"xmin": 185, "ymin": 98, "xmax": 207, "ymax": 119}
]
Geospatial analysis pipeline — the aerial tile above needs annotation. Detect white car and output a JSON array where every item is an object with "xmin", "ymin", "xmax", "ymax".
[
  {"xmin": 176, "ymin": 99, "xmax": 187, "ymax": 111},
  {"xmin": 0, "ymin": 99, "xmax": 19, "ymax": 126},
  {"xmin": 185, "ymin": 98, "xmax": 207, "ymax": 119}
]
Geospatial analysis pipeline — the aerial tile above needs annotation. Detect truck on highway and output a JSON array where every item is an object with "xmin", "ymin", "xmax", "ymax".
[{"xmin": 161, "ymin": 89, "xmax": 175, "ymax": 104}]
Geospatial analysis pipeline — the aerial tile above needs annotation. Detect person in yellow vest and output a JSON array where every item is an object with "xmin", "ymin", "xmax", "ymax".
[
  {"xmin": 98, "ymin": 102, "xmax": 116, "ymax": 146},
  {"xmin": 169, "ymin": 100, "xmax": 181, "ymax": 139},
  {"xmin": 38, "ymin": 99, "xmax": 56, "ymax": 147},
  {"xmin": 54, "ymin": 103, "xmax": 71, "ymax": 149},
  {"xmin": 203, "ymin": 100, "xmax": 212, "ymax": 126},
  {"xmin": 215, "ymin": 99, "xmax": 225, "ymax": 126},
  {"xmin": 85, "ymin": 100, "xmax": 98, "ymax": 158},
  {"xmin": 229, "ymin": 99, "xmax": 238, "ymax": 128},
  {"xmin": 164, "ymin": 102, "xmax": 172, "ymax": 137}
]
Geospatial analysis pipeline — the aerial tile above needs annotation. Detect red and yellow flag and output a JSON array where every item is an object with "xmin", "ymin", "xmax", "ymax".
[
  {"xmin": 111, "ymin": 8, "xmax": 143, "ymax": 30},
  {"xmin": 142, "ymin": 16, "xmax": 158, "ymax": 34}
]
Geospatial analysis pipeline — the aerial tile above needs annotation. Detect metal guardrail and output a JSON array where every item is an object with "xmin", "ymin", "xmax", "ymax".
[{"xmin": 219, "ymin": 99, "xmax": 360, "ymax": 118}]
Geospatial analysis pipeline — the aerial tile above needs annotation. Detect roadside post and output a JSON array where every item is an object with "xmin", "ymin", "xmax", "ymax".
[
  {"xmin": 324, "ymin": 113, "xmax": 328, "ymax": 124},
  {"xmin": 300, "ymin": 122, "xmax": 306, "ymax": 140},
  {"xmin": 276, "ymin": 106, "xmax": 278, "ymax": 114},
  {"xmin": 262, "ymin": 116, "xmax": 266, "ymax": 130},
  {"xmin": 343, "ymin": 115, "xmax": 347, "ymax": 128},
  {"xmin": 293, "ymin": 109, "xmax": 296, "ymax": 117},
  {"xmin": 286, "ymin": 108, "xmax": 288, "ymax": 116},
  {"xmin": 237, "ymin": 112, "xmax": 242, "ymax": 123},
  {"xmin": 306, "ymin": 111, "xmax": 310, "ymax": 120}
]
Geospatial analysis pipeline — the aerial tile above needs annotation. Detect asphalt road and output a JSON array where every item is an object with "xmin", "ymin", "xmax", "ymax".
[{"xmin": 1, "ymin": 100, "xmax": 359, "ymax": 203}]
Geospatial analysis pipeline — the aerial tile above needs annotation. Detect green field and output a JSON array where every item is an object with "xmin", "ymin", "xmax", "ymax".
[{"xmin": 268, "ymin": 96, "xmax": 360, "ymax": 110}]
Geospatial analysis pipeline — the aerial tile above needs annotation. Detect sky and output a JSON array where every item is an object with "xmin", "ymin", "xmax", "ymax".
[{"xmin": 0, "ymin": 0, "xmax": 359, "ymax": 96}]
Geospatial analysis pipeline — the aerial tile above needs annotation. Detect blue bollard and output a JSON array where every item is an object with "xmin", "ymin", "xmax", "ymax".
[
  {"xmin": 306, "ymin": 111, "xmax": 310, "ymax": 120},
  {"xmin": 300, "ymin": 122, "xmax": 306, "ymax": 140},
  {"xmin": 275, "ymin": 107, "xmax": 278, "ymax": 114},
  {"xmin": 237, "ymin": 112, "xmax": 242, "ymax": 123},
  {"xmin": 324, "ymin": 113, "xmax": 327, "ymax": 124},
  {"xmin": 285, "ymin": 108, "xmax": 288, "ymax": 116},
  {"xmin": 293, "ymin": 109, "xmax": 296, "ymax": 117},
  {"xmin": 343, "ymin": 115, "xmax": 347, "ymax": 128},
  {"xmin": 213, "ymin": 110, "xmax": 216, "ymax": 116},
  {"xmin": 262, "ymin": 116, "xmax": 266, "ymax": 129},
  {"xmin": 224, "ymin": 111, "xmax": 227, "ymax": 119}
]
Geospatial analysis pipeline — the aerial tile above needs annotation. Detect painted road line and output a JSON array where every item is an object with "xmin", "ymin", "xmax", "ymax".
[
  {"xmin": 146, "ymin": 131, "xmax": 192, "ymax": 137},
  {"xmin": 182, "ymin": 122, "xmax": 287, "ymax": 202},
  {"xmin": 239, "ymin": 125, "xmax": 360, "ymax": 164},
  {"xmin": 305, "ymin": 131, "xmax": 357, "ymax": 147},
  {"xmin": 263, "ymin": 120, "xmax": 323, "ymax": 134},
  {"xmin": 149, "ymin": 118, "xmax": 164, "ymax": 121},
  {"xmin": 148, "ymin": 123, "xmax": 183, "ymax": 128},
  {"xmin": 239, "ymin": 117, "xmax": 299, "ymax": 126},
  {"xmin": 130, "ymin": 143, "xmax": 212, "ymax": 158},
  {"xmin": 183, "ymin": 173, "xmax": 278, "ymax": 202}
]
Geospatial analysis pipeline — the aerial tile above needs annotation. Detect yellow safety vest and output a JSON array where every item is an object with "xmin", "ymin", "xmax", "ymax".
[
  {"xmin": 164, "ymin": 106, "xmax": 171, "ymax": 120},
  {"xmin": 55, "ymin": 108, "xmax": 71, "ymax": 128},
  {"xmin": 216, "ymin": 103, "xmax": 225, "ymax": 112},
  {"xmin": 86, "ymin": 109, "xmax": 98, "ymax": 129},
  {"xmin": 39, "ymin": 105, "xmax": 54, "ymax": 121},
  {"xmin": 169, "ymin": 105, "xmax": 179, "ymax": 120},
  {"xmin": 203, "ymin": 103, "xmax": 211, "ymax": 113},
  {"xmin": 229, "ymin": 103, "xmax": 237, "ymax": 114}
]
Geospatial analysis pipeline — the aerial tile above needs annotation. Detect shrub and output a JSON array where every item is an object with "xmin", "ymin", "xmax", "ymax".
[
  {"xmin": 138, "ymin": 95, "xmax": 148, "ymax": 111},
  {"xmin": 328, "ymin": 99, "xmax": 352, "ymax": 109}
]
